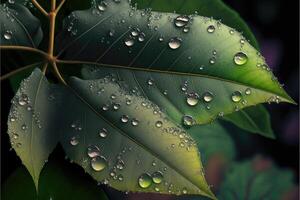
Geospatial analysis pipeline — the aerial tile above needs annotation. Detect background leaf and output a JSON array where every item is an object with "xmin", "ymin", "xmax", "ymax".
[
  {"xmin": 132, "ymin": 0, "xmax": 259, "ymax": 49},
  {"xmin": 58, "ymin": 74, "xmax": 215, "ymax": 198},
  {"xmin": 7, "ymin": 68, "xmax": 62, "ymax": 188},
  {"xmin": 218, "ymin": 156, "xmax": 297, "ymax": 200},
  {"xmin": 1, "ymin": 158, "xmax": 109, "ymax": 200},
  {"xmin": 0, "ymin": 2, "xmax": 43, "ymax": 47}
]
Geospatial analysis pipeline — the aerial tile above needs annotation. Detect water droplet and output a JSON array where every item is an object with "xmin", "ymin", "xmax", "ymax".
[
  {"xmin": 147, "ymin": 78, "xmax": 154, "ymax": 86},
  {"xmin": 245, "ymin": 88, "xmax": 251, "ymax": 95},
  {"xmin": 131, "ymin": 28, "xmax": 139, "ymax": 36},
  {"xmin": 155, "ymin": 121, "xmax": 163, "ymax": 128},
  {"xmin": 234, "ymin": 52, "xmax": 248, "ymax": 65},
  {"xmin": 174, "ymin": 15, "xmax": 190, "ymax": 27},
  {"xmin": 70, "ymin": 136, "xmax": 79, "ymax": 146},
  {"xmin": 87, "ymin": 145, "xmax": 100, "ymax": 158},
  {"xmin": 131, "ymin": 118, "xmax": 139, "ymax": 126},
  {"xmin": 3, "ymin": 31, "xmax": 12, "ymax": 40},
  {"xmin": 182, "ymin": 188, "xmax": 188, "ymax": 194},
  {"xmin": 21, "ymin": 124, "xmax": 27, "ymax": 130},
  {"xmin": 168, "ymin": 37, "xmax": 182, "ymax": 49},
  {"xmin": 138, "ymin": 173, "xmax": 152, "ymax": 188},
  {"xmin": 97, "ymin": 1, "xmax": 107, "ymax": 11},
  {"xmin": 138, "ymin": 33, "xmax": 145, "ymax": 42},
  {"xmin": 152, "ymin": 171, "xmax": 163, "ymax": 184},
  {"xmin": 125, "ymin": 38, "xmax": 134, "ymax": 47},
  {"xmin": 203, "ymin": 92, "xmax": 214, "ymax": 103},
  {"xmin": 182, "ymin": 115, "xmax": 195, "ymax": 127},
  {"xmin": 8, "ymin": 0, "xmax": 15, "ymax": 4},
  {"xmin": 207, "ymin": 25, "xmax": 215, "ymax": 33},
  {"xmin": 91, "ymin": 156, "xmax": 107, "ymax": 171},
  {"xmin": 116, "ymin": 159, "xmax": 125, "ymax": 169},
  {"xmin": 158, "ymin": 37, "xmax": 164, "ymax": 42},
  {"xmin": 209, "ymin": 57, "xmax": 216, "ymax": 65},
  {"xmin": 102, "ymin": 104, "xmax": 109, "ymax": 111},
  {"xmin": 186, "ymin": 92, "xmax": 199, "ymax": 106},
  {"xmin": 12, "ymin": 133, "xmax": 19, "ymax": 139},
  {"xmin": 99, "ymin": 128, "xmax": 108, "ymax": 138},
  {"xmin": 231, "ymin": 91, "xmax": 242, "ymax": 102},
  {"xmin": 18, "ymin": 94, "xmax": 29, "ymax": 106},
  {"xmin": 113, "ymin": 103, "xmax": 120, "ymax": 110},
  {"xmin": 121, "ymin": 115, "xmax": 129, "ymax": 123},
  {"xmin": 183, "ymin": 27, "xmax": 190, "ymax": 33}
]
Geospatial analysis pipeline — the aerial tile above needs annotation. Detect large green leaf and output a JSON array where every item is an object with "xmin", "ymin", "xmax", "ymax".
[
  {"xmin": 132, "ymin": 0, "xmax": 259, "ymax": 49},
  {"xmin": 223, "ymin": 105, "xmax": 274, "ymax": 138},
  {"xmin": 188, "ymin": 122, "xmax": 235, "ymax": 166},
  {"xmin": 0, "ymin": 2, "xmax": 43, "ymax": 47},
  {"xmin": 2, "ymin": 160, "xmax": 109, "ymax": 200},
  {"xmin": 218, "ymin": 157, "xmax": 296, "ymax": 200},
  {"xmin": 56, "ymin": 0, "xmax": 293, "ymax": 130},
  {"xmin": 7, "ymin": 68, "xmax": 61, "ymax": 188},
  {"xmin": 58, "ymin": 73, "xmax": 215, "ymax": 199}
]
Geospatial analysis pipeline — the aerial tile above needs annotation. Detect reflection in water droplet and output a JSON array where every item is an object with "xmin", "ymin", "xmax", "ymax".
[
  {"xmin": 131, "ymin": 118, "xmax": 139, "ymax": 126},
  {"xmin": 207, "ymin": 25, "xmax": 215, "ymax": 33},
  {"xmin": 125, "ymin": 38, "xmax": 134, "ymax": 47},
  {"xmin": 245, "ymin": 88, "xmax": 251, "ymax": 95},
  {"xmin": 70, "ymin": 136, "xmax": 79, "ymax": 146},
  {"xmin": 231, "ymin": 91, "xmax": 242, "ymax": 102},
  {"xmin": 3, "ymin": 31, "xmax": 12, "ymax": 40},
  {"xmin": 186, "ymin": 92, "xmax": 199, "ymax": 106},
  {"xmin": 18, "ymin": 94, "xmax": 29, "ymax": 106},
  {"xmin": 138, "ymin": 33, "xmax": 145, "ymax": 42},
  {"xmin": 174, "ymin": 15, "xmax": 190, "ymax": 27},
  {"xmin": 155, "ymin": 121, "xmax": 163, "ymax": 128},
  {"xmin": 87, "ymin": 145, "xmax": 100, "ymax": 158},
  {"xmin": 99, "ymin": 128, "xmax": 108, "ymax": 138},
  {"xmin": 182, "ymin": 115, "xmax": 195, "ymax": 127},
  {"xmin": 234, "ymin": 52, "xmax": 248, "ymax": 65},
  {"xmin": 121, "ymin": 115, "xmax": 129, "ymax": 123},
  {"xmin": 168, "ymin": 37, "xmax": 182, "ymax": 49},
  {"xmin": 203, "ymin": 92, "xmax": 214, "ymax": 103},
  {"xmin": 138, "ymin": 173, "xmax": 152, "ymax": 188},
  {"xmin": 91, "ymin": 156, "xmax": 107, "ymax": 171},
  {"xmin": 97, "ymin": 1, "xmax": 107, "ymax": 11},
  {"xmin": 152, "ymin": 171, "xmax": 163, "ymax": 184}
]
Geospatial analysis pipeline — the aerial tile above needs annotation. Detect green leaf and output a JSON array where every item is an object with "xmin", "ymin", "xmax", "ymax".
[
  {"xmin": 1, "ymin": 160, "xmax": 109, "ymax": 200},
  {"xmin": 56, "ymin": 0, "xmax": 293, "ymax": 129},
  {"xmin": 7, "ymin": 68, "xmax": 61, "ymax": 189},
  {"xmin": 57, "ymin": 74, "xmax": 215, "ymax": 199},
  {"xmin": 132, "ymin": 0, "xmax": 259, "ymax": 49},
  {"xmin": 188, "ymin": 122, "xmax": 235, "ymax": 165},
  {"xmin": 218, "ymin": 157, "xmax": 296, "ymax": 200},
  {"xmin": 0, "ymin": 2, "xmax": 43, "ymax": 47},
  {"xmin": 223, "ymin": 105, "xmax": 274, "ymax": 138}
]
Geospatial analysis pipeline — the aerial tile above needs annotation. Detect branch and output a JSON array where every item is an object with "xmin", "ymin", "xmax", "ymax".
[
  {"xmin": 0, "ymin": 45, "xmax": 48, "ymax": 58},
  {"xmin": 55, "ymin": 0, "xmax": 66, "ymax": 13},
  {"xmin": 52, "ymin": 62, "xmax": 67, "ymax": 85},
  {"xmin": 30, "ymin": 0, "xmax": 48, "ymax": 17},
  {"xmin": 0, "ymin": 62, "xmax": 43, "ymax": 81}
]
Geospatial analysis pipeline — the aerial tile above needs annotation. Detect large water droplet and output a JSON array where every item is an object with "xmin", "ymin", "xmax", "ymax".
[
  {"xmin": 152, "ymin": 171, "xmax": 163, "ymax": 184},
  {"xmin": 182, "ymin": 115, "xmax": 195, "ymax": 127},
  {"xmin": 91, "ymin": 156, "xmax": 107, "ymax": 171},
  {"xmin": 138, "ymin": 33, "xmax": 145, "ymax": 42},
  {"xmin": 138, "ymin": 173, "xmax": 152, "ymax": 188},
  {"xmin": 203, "ymin": 92, "xmax": 214, "ymax": 103},
  {"xmin": 70, "ymin": 136, "xmax": 79, "ymax": 146},
  {"xmin": 207, "ymin": 25, "xmax": 215, "ymax": 33},
  {"xmin": 125, "ymin": 38, "xmax": 134, "ymax": 47},
  {"xmin": 245, "ymin": 88, "xmax": 251, "ymax": 95},
  {"xmin": 3, "ymin": 31, "xmax": 12, "ymax": 40},
  {"xmin": 186, "ymin": 92, "xmax": 199, "ymax": 106},
  {"xmin": 121, "ymin": 115, "xmax": 129, "ymax": 123},
  {"xmin": 234, "ymin": 52, "xmax": 248, "ymax": 65},
  {"xmin": 131, "ymin": 118, "xmax": 139, "ymax": 126},
  {"xmin": 99, "ymin": 128, "xmax": 108, "ymax": 138},
  {"xmin": 18, "ymin": 94, "xmax": 29, "ymax": 106},
  {"xmin": 174, "ymin": 15, "xmax": 189, "ymax": 27},
  {"xmin": 231, "ymin": 91, "xmax": 242, "ymax": 102},
  {"xmin": 168, "ymin": 37, "xmax": 182, "ymax": 49},
  {"xmin": 155, "ymin": 121, "xmax": 163, "ymax": 128},
  {"xmin": 97, "ymin": 1, "xmax": 107, "ymax": 11}
]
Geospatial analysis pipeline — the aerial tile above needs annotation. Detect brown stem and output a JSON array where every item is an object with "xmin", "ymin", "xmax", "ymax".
[
  {"xmin": 42, "ymin": 62, "xmax": 49, "ymax": 75},
  {"xmin": 55, "ymin": 0, "xmax": 66, "ymax": 13},
  {"xmin": 0, "ymin": 45, "xmax": 48, "ymax": 58},
  {"xmin": 52, "ymin": 62, "xmax": 66, "ymax": 85},
  {"xmin": 30, "ymin": 0, "xmax": 48, "ymax": 17}
]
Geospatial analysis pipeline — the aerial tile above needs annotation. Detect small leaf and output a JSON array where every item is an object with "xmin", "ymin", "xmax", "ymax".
[
  {"xmin": 132, "ymin": 0, "xmax": 259, "ymax": 49},
  {"xmin": 7, "ymin": 68, "xmax": 61, "ymax": 189},
  {"xmin": 188, "ymin": 122, "xmax": 235, "ymax": 165},
  {"xmin": 0, "ymin": 2, "xmax": 43, "ymax": 47},
  {"xmin": 58, "ymin": 75, "xmax": 215, "ymax": 199},
  {"xmin": 56, "ymin": 0, "xmax": 293, "ymax": 129},
  {"xmin": 223, "ymin": 105, "xmax": 274, "ymax": 138},
  {"xmin": 1, "ymin": 160, "xmax": 109, "ymax": 200},
  {"xmin": 218, "ymin": 156, "xmax": 296, "ymax": 200}
]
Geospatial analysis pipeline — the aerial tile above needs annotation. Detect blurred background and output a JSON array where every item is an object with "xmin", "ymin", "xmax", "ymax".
[{"xmin": 1, "ymin": 0, "xmax": 299, "ymax": 199}]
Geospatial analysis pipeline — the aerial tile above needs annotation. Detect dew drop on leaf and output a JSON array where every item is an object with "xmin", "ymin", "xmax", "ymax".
[
  {"xmin": 91, "ymin": 156, "xmax": 107, "ymax": 171},
  {"xmin": 245, "ymin": 88, "xmax": 252, "ymax": 95},
  {"xmin": 99, "ymin": 128, "xmax": 108, "ymax": 138},
  {"xmin": 138, "ymin": 173, "xmax": 152, "ymax": 188},
  {"xmin": 207, "ymin": 25, "xmax": 215, "ymax": 33},
  {"xmin": 138, "ymin": 33, "xmax": 145, "ymax": 42},
  {"xmin": 234, "ymin": 52, "xmax": 248, "ymax": 65},
  {"xmin": 182, "ymin": 115, "xmax": 195, "ymax": 127},
  {"xmin": 131, "ymin": 118, "xmax": 139, "ymax": 126},
  {"xmin": 152, "ymin": 171, "xmax": 163, "ymax": 184},
  {"xmin": 121, "ymin": 115, "xmax": 129, "ymax": 123},
  {"xmin": 87, "ymin": 145, "xmax": 101, "ymax": 158},
  {"xmin": 97, "ymin": 1, "xmax": 107, "ymax": 11},
  {"xmin": 124, "ymin": 38, "xmax": 134, "ymax": 47},
  {"xmin": 3, "ymin": 30, "xmax": 12, "ymax": 40},
  {"xmin": 231, "ymin": 91, "xmax": 242, "ymax": 102},
  {"xmin": 168, "ymin": 37, "xmax": 182, "ymax": 49},
  {"xmin": 155, "ymin": 121, "xmax": 163, "ymax": 128},
  {"xmin": 203, "ymin": 92, "xmax": 214, "ymax": 103},
  {"xmin": 18, "ymin": 94, "xmax": 29, "ymax": 106},
  {"xmin": 70, "ymin": 136, "xmax": 79, "ymax": 146},
  {"xmin": 186, "ymin": 92, "xmax": 199, "ymax": 106},
  {"xmin": 174, "ymin": 15, "xmax": 189, "ymax": 28}
]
